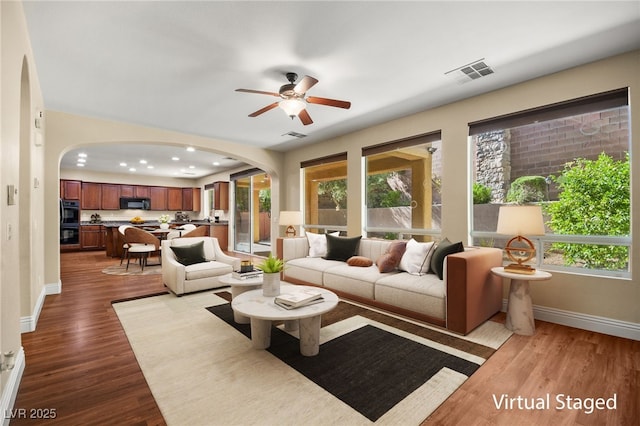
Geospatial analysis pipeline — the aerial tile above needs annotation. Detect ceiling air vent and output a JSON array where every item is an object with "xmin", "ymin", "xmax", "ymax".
[
  {"xmin": 283, "ymin": 131, "xmax": 307, "ymax": 138},
  {"xmin": 445, "ymin": 59, "xmax": 494, "ymax": 84}
]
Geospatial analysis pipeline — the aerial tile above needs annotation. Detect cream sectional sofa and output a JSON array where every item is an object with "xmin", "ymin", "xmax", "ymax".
[
  {"xmin": 162, "ymin": 236, "xmax": 240, "ymax": 295},
  {"xmin": 277, "ymin": 237, "xmax": 503, "ymax": 335}
]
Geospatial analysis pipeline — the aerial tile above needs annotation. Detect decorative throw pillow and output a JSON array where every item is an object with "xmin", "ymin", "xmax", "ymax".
[
  {"xmin": 171, "ymin": 241, "xmax": 206, "ymax": 266},
  {"xmin": 306, "ymin": 231, "xmax": 339, "ymax": 258},
  {"xmin": 376, "ymin": 241, "xmax": 407, "ymax": 273},
  {"xmin": 347, "ymin": 256, "xmax": 373, "ymax": 267},
  {"xmin": 324, "ymin": 234, "xmax": 362, "ymax": 262},
  {"xmin": 430, "ymin": 238, "xmax": 465, "ymax": 280},
  {"xmin": 398, "ymin": 238, "xmax": 436, "ymax": 275}
]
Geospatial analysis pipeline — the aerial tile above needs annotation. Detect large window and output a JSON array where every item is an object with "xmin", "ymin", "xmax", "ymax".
[
  {"xmin": 470, "ymin": 88, "xmax": 631, "ymax": 277},
  {"xmin": 363, "ymin": 132, "xmax": 442, "ymax": 240},
  {"xmin": 302, "ymin": 153, "xmax": 348, "ymax": 234}
]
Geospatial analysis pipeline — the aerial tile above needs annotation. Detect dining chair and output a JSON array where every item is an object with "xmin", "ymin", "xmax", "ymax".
[
  {"xmin": 118, "ymin": 224, "xmax": 135, "ymax": 265},
  {"xmin": 180, "ymin": 226, "xmax": 208, "ymax": 238},
  {"xmin": 167, "ymin": 223, "xmax": 197, "ymax": 240},
  {"xmin": 123, "ymin": 226, "xmax": 161, "ymax": 271}
]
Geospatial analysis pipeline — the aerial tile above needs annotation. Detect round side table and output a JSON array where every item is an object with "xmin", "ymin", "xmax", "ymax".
[{"xmin": 491, "ymin": 267, "xmax": 552, "ymax": 336}]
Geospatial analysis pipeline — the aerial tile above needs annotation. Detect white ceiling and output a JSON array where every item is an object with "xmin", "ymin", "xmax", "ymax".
[{"xmin": 23, "ymin": 1, "xmax": 640, "ymax": 178}]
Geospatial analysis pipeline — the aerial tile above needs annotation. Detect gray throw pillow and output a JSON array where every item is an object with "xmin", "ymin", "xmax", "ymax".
[
  {"xmin": 171, "ymin": 241, "xmax": 206, "ymax": 266},
  {"xmin": 324, "ymin": 234, "xmax": 362, "ymax": 262},
  {"xmin": 430, "ymin": 238, "xmax": 464, "ymax": 280}
]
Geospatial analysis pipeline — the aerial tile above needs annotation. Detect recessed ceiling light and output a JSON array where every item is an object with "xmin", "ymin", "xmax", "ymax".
[
  {"xmin": 139, "ymin": 159, "xmax": 147, "ymax": 164},
  {"xmin": 129, "ymin": 168, "xmax": 136, "ymax": 172},
  {"xmin": 186, "ymin": 147, "xmax": 195, "ymax": 152},
  {"xmin": 78, "ymin": 153, "xmax": 87, "ymax": 158},
  {"xmin": 213, "ymin": 161, "xmax": 220, "ymax": 166},
  {"xmin": 147, "ymin": 165, "xmax": 154, "ymax": 169},
  {"xmin": 77, "ymin": 158, "xmax": 86, "ymax": 163},
  {"xmin": 172, "ymin": 156, "xmax": 180, "ymax": 161},
  {"xmin": 120, "ymin": 162, "xmax": 127, "ymax": 167},
  {"xmin": 77, "ymin": 163, "xmax": 85, "ymax": 167},
  {"xmin": 189, "ymin": 165, "xmax": 195, "ymax": 169}
]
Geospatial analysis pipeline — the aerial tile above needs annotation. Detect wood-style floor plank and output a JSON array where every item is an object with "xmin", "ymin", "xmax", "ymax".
[{"xmin": 12, "ymin": 251, "xmax": 638, "ymax": 425}]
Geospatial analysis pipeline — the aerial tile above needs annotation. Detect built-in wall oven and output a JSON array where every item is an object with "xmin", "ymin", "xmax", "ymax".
[{"xmin": 60, "ymin": 199, "xmax": 80, "ymax": 245}]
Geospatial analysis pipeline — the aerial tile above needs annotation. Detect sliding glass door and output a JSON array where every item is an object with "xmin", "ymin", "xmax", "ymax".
[{"xmin": 233, "ymin": 171, "xmax": 271, "ymax": 256}]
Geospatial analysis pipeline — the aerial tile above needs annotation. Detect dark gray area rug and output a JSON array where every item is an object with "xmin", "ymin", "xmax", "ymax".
[{"xmin": 207, "ymin": 302, "xmax": 480, "ymax": 422}]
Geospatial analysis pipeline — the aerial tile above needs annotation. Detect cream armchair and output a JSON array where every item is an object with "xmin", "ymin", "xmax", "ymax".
[{"xmin": 161, "ymin": 236, "xmax": 240, "ymax": 295}]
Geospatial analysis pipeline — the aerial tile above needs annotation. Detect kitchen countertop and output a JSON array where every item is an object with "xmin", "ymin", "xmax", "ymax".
[{"xmin": 88, "ymin": 220, "xmax": 217, "ymax": 227}]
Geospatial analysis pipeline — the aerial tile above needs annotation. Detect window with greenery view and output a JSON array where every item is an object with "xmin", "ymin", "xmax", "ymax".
[
  {"xmin": 302, "ymin": 154, "xmax": 348, "ymax": 234},
  {"xmin": 470, "ymin": 88, "xmax": 630, "ymax": 277},
  {"xmin": 363, "ymin": 133, "xmax": 442, "ymax": 240}
]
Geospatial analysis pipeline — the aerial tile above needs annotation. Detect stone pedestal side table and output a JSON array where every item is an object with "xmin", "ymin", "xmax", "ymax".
[{"xmin": 491, "ymin": 267, "xmax": 552, "ymax": 336}]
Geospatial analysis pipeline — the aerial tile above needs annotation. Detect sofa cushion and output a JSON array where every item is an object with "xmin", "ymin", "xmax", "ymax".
[
  {"xmin": 324, "ymin": 234, "xmax": 362, "ymax": 261},
  {"xmin": 171, "ymin": 241, "xmax": 206, "ymax": 266},
  {"xmin": 171, "ymin": 237, "xmax": 216, "ymax": 261},
  {"xmin": 323, "ymin": 263, "xmax": 381, "ymax": 299},
  {"xmin": 284, "ymin": 257, "xmax": 343, "ymax": 285},
  {"xmin": 376, "ymin": 241, "xmax": 407, "ymax": 273},
  {"xmin": 306, "ymin": 231, "xmax": 339, "ymax": 258},
  {"xmin": 430, "ymin": 238, "xmax": 464, "ymax": 279},
  {"xmin": 347, "ymin": 256, "xmax": 373, "ymax": 267},
  {"xmin": 375, "ymin": 273, "xmax": 446, "ymax": 319},
  {"xmin": 184, "ymin": 261, "xmax": 233, "ymax": 280},
  {"xmin": 398, "ymin": 239, "xmax": 435, "ymax": 275}
]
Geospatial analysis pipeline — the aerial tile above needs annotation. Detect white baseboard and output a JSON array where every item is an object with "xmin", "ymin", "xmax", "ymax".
[
  {"xmin": 20, "ymin": 280, "xmax": 61, "ymax": 333},
  {"xmin": 502, "ymin": 300, "xmax": 640, "ymax": 341},
  {"xmin": 0, "ymin": 347, "xmax": 25, "ymax": 426}
]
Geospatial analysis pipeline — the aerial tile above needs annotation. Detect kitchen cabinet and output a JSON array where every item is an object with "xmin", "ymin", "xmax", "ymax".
[
  {"xmin": 182, "ymin": 187, "xmax": 201, "ymax": 211},
  {"xmin": 81, "ymin": 225, "xmax": 105, "ymax": 250},
  {"xmin": 120, "ymin": 185, "xmax": 134, "ymax": 198},
  {"xmin": 210, "ymin": 224, "xmax": 228, "ymax": 251},
  {"xmin": 101, "ymin": 184, "xmax": 121, "ymax": 210},
  {"xmin": 214, "ymin": 181, "xmax": 229, "ymax": 211},
  {"xmin": 81, "ymin": 183, "xmax": 102, "ymax": 209},
  {"xmin": 167, "ymin": 187, "xmax": 183, "ymax": 211},
  {"xmin": 149, "ymin": 186, "xmax": 167, "ymax": 210},
  {"xmin": 61, "ymin": 180, "xmax": 81, "ymax": 200},
  {"xmin": 135, "ymin": 186, "xmax": 150, "ymax": 198}
]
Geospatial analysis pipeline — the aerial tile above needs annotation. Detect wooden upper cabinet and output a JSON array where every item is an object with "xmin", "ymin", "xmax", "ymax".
[
  {"xmin": 101, "ymin": 184, "xmax": 121, "ymax": 210},
  {"xmin": 81, "ymin": 183, "xmax": 101, "ymax": 209},
  {"xmin": 61, "ymin": 180, "xmax": 81, "ymax": 200},
  {"xmin": 182, "ymin": 188, "xmax": 201, "ymax": 211},
  {"xmin": 135, "ymin": 186, "xmax": 150, "ymax": 198},
  {"xmin": 167, "ymin": 187, "xmax": 183, "ymax": 211},
  {"xmin": 120, "ymin": 185, "xmax": 134, "ymax": 198},
  {"xmin": 214, "ymin": 181, "xmax": 229, "ymax": 211},
  {"xmin": 149, "ymin": 186, "xmax": 167, "ymax": 210}
]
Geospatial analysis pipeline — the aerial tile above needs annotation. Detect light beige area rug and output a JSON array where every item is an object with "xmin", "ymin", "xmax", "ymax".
[{"xmin": 113, "ymin": 291, "xmax": 512, "ymax": 425}]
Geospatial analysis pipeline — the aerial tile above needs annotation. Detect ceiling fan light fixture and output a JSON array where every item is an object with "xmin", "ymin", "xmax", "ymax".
[{"xmin": 279, "ymin": 98, "xmax": 306, "ymax": 118}]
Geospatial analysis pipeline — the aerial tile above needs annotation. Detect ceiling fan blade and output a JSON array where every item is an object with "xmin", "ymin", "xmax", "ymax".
[
  {"xmin": 236, "ymin": 88, "xmax": 280, "ymax": 97},
  {"xmin": 294, "ymin": 75, "xmax": 319, "ymax": 95},
  {"xmin": 248, "ymin": 102, "xmax": 279, "ymax": 117},
  {"xmin": 298, "ymin": 109, "xmax": 313, "ymax": 125},
  {"xmin": 306, "ymin": 96, "xmax": 351, "ymax": 109}
]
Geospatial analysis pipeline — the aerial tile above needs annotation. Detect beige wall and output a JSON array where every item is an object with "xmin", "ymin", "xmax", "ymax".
[
  {"xmin": 1, "ymin": 0, "xmax": 45, "ymax": 391},
  {"xmin": 283, "ymin": 50, "xmax": 640, "ymax": 325},
  {"xmin": 43, "ymin": 111, "xmax": 284, "ymax": 289}
]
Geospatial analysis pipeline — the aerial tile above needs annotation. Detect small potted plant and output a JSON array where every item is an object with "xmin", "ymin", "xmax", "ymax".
[
  {"xmin": 255, "ymin": 253, "xmax": 284, "ymax": 296},
  {"xmin": 158, "ymin": 214, "xmax": 171, "ymax": 229}
]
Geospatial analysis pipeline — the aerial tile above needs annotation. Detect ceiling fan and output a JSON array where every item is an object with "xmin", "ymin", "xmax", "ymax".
[{"xmin": 235, "ymin": 72, "xmax": 351, "ymax": 125}]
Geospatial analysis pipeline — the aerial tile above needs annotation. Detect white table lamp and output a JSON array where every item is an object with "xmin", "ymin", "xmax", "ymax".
[
  {"xmin": 280, "ymin": 211, "xmax": 303, "ymax": 237},
  {"xmin": 496, "ymin": 205, "xmax": 545, "ymax": 274}
]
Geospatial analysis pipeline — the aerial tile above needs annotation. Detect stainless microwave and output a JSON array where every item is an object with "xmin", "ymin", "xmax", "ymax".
[{"xmin": 120, "ymin": 197, "xmax": 151, "ymax": 210}]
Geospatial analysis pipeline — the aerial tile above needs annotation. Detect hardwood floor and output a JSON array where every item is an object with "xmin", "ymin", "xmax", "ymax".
[{"xmin": 13, "ymin": 251, "xmax": 639, "ymax": 425}]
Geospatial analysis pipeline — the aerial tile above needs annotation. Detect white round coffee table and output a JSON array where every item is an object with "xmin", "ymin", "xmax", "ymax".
[
  {"xmin": 231, "ymin": 284, "xmax": 339, "ymax": 356},
  {"xmin": 218, "ymin": 273, "xmax": 263, "ymax": 323}
]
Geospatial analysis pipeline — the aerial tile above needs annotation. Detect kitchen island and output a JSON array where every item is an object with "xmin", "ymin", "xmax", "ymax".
[{"xmin": 102, "ymin": 221, "xmax": 214, "ymax": 257}]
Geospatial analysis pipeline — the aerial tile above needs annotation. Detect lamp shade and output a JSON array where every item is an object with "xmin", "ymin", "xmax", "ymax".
[
  {"xmin": 496, "ymin": 205, "xmax": 545, "ymax": 236},
  {"xmin": 279, "ymin": 99, "xmax": 306, "ymax": 117},
  {"xmin": 279, "ymin": 211, "xmax": 302, "ymax": 226}
]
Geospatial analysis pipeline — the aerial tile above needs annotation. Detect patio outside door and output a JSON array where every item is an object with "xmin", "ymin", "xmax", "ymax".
[{"xmin": 233, "ymin": 172, "xmax": 271, "ymax": 256}]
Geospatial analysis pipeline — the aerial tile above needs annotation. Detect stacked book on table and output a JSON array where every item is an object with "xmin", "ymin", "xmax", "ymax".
[
  {"xmin": 274, "ymin": 289, "xmax": 324, "ymax": 310},
  {"xmin": 232, "ymin": 269, "xmax": 263, "ymax": 280}
]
